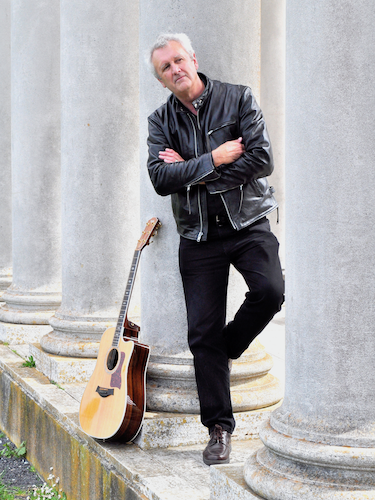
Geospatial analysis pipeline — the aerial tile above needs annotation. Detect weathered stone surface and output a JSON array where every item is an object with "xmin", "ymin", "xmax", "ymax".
[
  {"xmin": 244, "ymin": 1, "xmax": 375, "ymax": 498},
  {"xmin": 0, "ymin": 323, "xmax": 52, "ymax": 344},
  {"xmin": 0, "ymin": 0, "xmax": 12, "ymax": 303},
  {"xmin": 0, "ymin": 343, "xmax": 278, "ymax": 500},
  {"xmin": 210, "ymin": 460, "xmax": 264, "ymax": 500},
  {"xmin": 1, "ymin": 0, "xmax": 61, "ymax": 326},
  {"xmin": 42, "ymin": 0, "xmax": 140, "ymax": 357}
]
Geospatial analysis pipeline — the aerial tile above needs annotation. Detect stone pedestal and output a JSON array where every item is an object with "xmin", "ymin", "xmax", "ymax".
[
  {"xmin": 0, "ymin": 0, "xmax": 61, "ymax": 337},
  {"xmin": 0, "ymin": 0, "xmax": 12, "ymax": 302},
  {"xmin": 139, "ymin": 0, "xmax": 282, "ymax": 414},
  {"xmin": 41, "ymin": 0, "xmax": 140, "ymax": 357},
  {"xmin": 245, "ymin": 2, "xmax": 375, "ymax": 498}
]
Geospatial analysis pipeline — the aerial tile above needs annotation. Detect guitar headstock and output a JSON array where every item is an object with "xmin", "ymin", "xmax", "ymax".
[{"xmin": 136, "ymin": 217, "xmax": 162, "ymax": 251}]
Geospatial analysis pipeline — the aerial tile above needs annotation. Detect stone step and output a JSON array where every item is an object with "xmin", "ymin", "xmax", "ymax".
[
  {"xmin": 0, "ymin": 343, "xmax": 270, "ymax": 500},
  {"xmin": 210, "ymin": 461, "xmax": 264, "ymax": 500}
]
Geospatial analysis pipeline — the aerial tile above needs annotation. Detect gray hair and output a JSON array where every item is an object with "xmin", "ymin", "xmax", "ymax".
[{"xmin": 149, "ymin": 33, "xmax": 195, "ymax": 78}]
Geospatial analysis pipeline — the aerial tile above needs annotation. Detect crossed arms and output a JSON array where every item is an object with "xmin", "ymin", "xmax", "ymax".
[{"xmin": 159, "ymin": 137, "xmax": 245, "ymax": 167}]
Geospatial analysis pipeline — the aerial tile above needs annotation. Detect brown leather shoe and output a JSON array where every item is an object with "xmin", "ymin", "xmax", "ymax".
[{"xmin": 203, "ymin": 424, "xmax": 231, "ymax": 465}]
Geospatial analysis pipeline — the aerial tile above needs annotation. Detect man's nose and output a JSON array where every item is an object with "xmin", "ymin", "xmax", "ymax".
[{"xmin": 171, "ymin": 63, "xmax": 181, "ymax": 74}]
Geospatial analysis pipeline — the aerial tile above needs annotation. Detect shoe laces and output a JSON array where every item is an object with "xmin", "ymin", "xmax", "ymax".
[{"xmin": 212, "ymin": 424, "xmax": 225, "ymax": 443}]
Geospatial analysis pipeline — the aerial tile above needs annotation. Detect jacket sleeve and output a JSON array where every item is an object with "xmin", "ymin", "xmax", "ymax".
[
  {"xmin": 205, "ymin": 87, "xmax": 274, "ymax": 195},
  {"xmin": 147, "ymin": 114, "xmax": 220, "ymax": 196}
]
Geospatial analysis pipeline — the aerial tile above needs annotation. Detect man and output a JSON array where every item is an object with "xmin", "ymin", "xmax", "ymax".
[{"xmin": 147, "ymin": 33, "xmax": 284, "ymax": 465}]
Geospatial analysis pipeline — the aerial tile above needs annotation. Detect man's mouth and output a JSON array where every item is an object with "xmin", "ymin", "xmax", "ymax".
[{"xmin": 174, "ymin": 75, "xmax": 186, "ymax": 83}]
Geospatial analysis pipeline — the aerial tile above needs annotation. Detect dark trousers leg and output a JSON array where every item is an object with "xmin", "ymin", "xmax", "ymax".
[
  {"xmin": 179, "ymin": 236, "xmax": 234, "ymax": 433},
  {"xmin": 179, "ymin": 219, "xmax": 284, "ymax": 434},
  {"xmin": 223, "ymin": 221, "xmax": 285, "ymax": 359}
]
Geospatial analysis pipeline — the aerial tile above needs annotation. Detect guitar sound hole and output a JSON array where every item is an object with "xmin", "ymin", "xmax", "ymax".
[{"xmin": 107, "ymin": 348, "xmax": 119, "ymax": 371}]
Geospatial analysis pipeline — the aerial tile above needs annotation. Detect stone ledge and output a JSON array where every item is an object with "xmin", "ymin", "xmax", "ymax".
[
  {"xmin": 26, "ymin": 342, "xmax": 281, "ymax": 450},
  {"xmin": 0, "ymin": 323, "xmax": 52, "ymax": 344},
  {"xmin": 0, "ymin": 343, "xmax": 275, "ymax": 500},
  {"xmin": 210, "ymin": 460, "xmax": 264, "ymax": 500},
  {"xmin": 29, "ymin": 342, "xmax": 96, "ymax": 384}
]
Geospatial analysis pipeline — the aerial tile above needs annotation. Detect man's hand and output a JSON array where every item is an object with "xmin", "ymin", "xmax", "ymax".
[
  {"xmin": 159, "ymin": 148, "xmax": 185, "ymax": 163},
  {"xmin": 212, "ymin": 137, "xmax": 245, "ymax": 167}
]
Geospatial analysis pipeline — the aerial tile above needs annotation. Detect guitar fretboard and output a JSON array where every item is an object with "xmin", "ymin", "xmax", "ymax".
[{"xmin": 112, "ymin": 250, "xmax": 141, "ymax": 347}]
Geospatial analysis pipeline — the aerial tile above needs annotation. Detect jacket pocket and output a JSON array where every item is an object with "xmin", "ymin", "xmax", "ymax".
[{"xmin": 207, "ymin": 120, "xmax": 237, "ymax": 151}]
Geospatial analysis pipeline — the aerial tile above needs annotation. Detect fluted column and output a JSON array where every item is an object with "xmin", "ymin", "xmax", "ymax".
[
  {"xmin": 0, "ymin": 0, "xmax": 12, "ymax": 302},
  {"xmin": 140, "ymin": 0, "xmax": 282, "ymax": 413},
  {"xmin": 245, "ymin": 2, "xmax": 375, "ymax": 497},
  {"xmin": 261, "ymin": 0, "xmax": 286, "ymax": 270},
  {"xmin": 0, "ymin": 0, "xmax": 61, "ymax": 339},
  {"xmin": 41, "ymin": 0, "xmax": 140, "ymax": 357}
]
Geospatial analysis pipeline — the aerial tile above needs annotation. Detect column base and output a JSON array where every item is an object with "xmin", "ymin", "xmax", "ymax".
[
  {"xmin": 0, "ymin": 266, "xmax": 12, "ymax": 302},
  {"xmin": 147, "ymin": 339, "xmax": 283, "ymax": 414},
  {"xmin": 41, "ymin": 310, "xmax": 118, "ymax": 357},
  {"xmin": 244, "ymin": 420, "xmax": 375, "ymax": 499},
  {"xmin": 136, "ymin": 407, "xmax": 280, "ymax": 450},
  {"xmin": 0, "ymin": 285, "xmax": 61, "ymax": 324}
]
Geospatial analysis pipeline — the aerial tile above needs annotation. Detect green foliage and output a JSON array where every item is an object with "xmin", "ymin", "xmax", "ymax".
[
  {"xmin": 22, "ymin": 356, "xmax": 36, "ymax": 368},
  {"xmin": 0, "ymin": 472, "xmax": 24, "ymax": 500},
  {"xmin": 0, "ymin": 440, "xmax": 26, "ymax": 459},
  {"xmin": 49, "ymin": 380, "xmax": 64, "ymax": 391},
  {"xmin": 0, "ymin": 469, "xmax": 68, "ymax": 500}
]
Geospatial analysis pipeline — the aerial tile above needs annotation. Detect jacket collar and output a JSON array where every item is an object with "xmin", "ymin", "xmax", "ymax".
[{"xmin": 172, "ymin": 73, "xmax": 212, "ymax": 113}]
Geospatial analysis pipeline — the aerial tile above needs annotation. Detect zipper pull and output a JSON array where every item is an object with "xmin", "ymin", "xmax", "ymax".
[{"xmin": 187, "ymin": 185, "xmax": 192, "ymax": 214}]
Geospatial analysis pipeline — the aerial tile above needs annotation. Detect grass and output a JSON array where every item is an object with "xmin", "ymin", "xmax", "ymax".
[
  {"xmin": 21, "ymin": 357, "xmax": 36, "ymax": 369},
  {"xmin": 0, "ymin": 472, "xmax": 25, "ymax": 499},
  {"xmin": 0, "ymin": 471, "xmax": 67, "ymax": 500},
  {"xmin": 0, "ymin": 436, "xmax": 67, "ymax": 500},
  {"xmin": 0, "ymin": 442, "xmax": 26, "ymax": 460}
]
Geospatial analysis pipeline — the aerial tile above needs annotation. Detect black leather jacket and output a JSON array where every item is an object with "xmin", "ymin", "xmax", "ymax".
[{"xmin": 147, "ymin": 74, "xmax": 278, "ymax": 241}]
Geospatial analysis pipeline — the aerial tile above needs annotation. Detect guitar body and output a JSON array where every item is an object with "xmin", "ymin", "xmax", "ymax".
[{"xmin": 79, "ymin": 326, "xmax": 150, "ymax": 442}]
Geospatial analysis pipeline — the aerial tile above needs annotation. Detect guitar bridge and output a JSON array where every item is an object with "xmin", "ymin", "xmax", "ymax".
[{"xmin": 96, "ymin": 386, "xmax": 114, "ymax": 398}]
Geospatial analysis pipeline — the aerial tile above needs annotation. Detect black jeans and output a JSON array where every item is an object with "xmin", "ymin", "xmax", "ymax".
[{"xmin": 179, "ymin": 217, "xmax": 284, "ymax": 434}]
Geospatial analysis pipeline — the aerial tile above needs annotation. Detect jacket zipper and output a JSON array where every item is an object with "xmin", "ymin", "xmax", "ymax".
[
  {"xmin": 187, "ymin": 185, "xmax": 191, "ymax": 214},
  {"xmin": 197, "ymin": 185, "xmax": 204, "ymax": 242},
  {"xmin": 220, "ymin": 193, "xmax": 237, "ymax": 230},
  {"xmin": 187, "ymin": 112, "xmax": 204, "ymax": 241},
  {"xmin": 207, "ymin": 120, "xmax": 236, "ymax": 137},
  {"xmin": 238, "ymin": 184, "xmax": 244, "ymax": 213},
  {"xmin": 187, "ymin": 114, "xmax": 198, "ymax": 158}
]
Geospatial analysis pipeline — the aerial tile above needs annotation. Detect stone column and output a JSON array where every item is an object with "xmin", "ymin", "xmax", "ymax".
[
  {"xmin": 140, "ymin": 0, "xmax": 281, "ymax": 413},
  {"xmin": 0, "ymin": 0, "xmax": 61, "ymax": 342},
  {"xmin": 41, "ymin": 0, "xmax": 140, "ymax": 357},
  {"xmin": 245, "ymin": 2, "xmax": 375, "ymax": 497},
  {"xmin": 0, "ymin": 0, "xmax": 12, "ymax": 302},
  {"xmin": 261, "ymin": 0, "xmax": 286, "ymax": 270}
]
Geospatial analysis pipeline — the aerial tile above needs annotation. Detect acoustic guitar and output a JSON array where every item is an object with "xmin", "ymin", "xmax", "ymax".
[{"xmin": 79, "ymin": 217, "xmax": 161, "ymax": 442}]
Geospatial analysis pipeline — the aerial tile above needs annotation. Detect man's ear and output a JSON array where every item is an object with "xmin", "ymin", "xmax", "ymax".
[
  {"xmin": 158, "ymin": 78, "xmax": 167, "ymax": 89},
  {"xmin": 193, "ymin": 53, "xmax": 199, "ymax": 70}
]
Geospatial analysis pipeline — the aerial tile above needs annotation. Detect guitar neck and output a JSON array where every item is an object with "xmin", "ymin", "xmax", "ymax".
[{"xmin": 112, "ymin": 250, "xmax": 141, "ymax": 347}]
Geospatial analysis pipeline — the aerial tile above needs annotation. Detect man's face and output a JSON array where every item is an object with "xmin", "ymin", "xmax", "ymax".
[{"xmin": 151, "ymin": 41, "xmax": 200, "ymax": 98}]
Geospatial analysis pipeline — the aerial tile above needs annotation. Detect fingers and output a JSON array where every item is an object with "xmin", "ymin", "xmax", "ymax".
[
  {"xmin": 212, "ymin": 138, "xmax": 245, "ymax": 167},
  {"xmin": 158, "ymin": 148, "xmax": 185, "ymax": 163}
]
